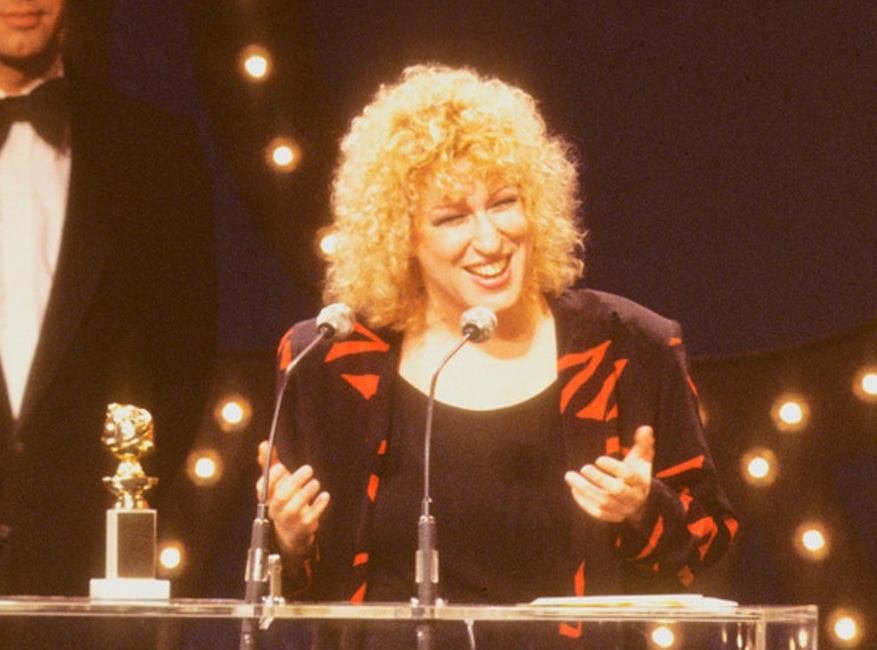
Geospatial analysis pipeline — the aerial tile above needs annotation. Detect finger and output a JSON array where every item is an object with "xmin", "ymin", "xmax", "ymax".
[
  {"xmin": 298, "ymin": 491, "xmax": 331, "ymax": 526},
  {"xmin": 566, "ymin": 470, "xmax": 619, "ymax": 508},
  {"xmin": 627, "ymin": 425, "xmax": 655, "ymax": 464},
  {"xmin": 262, "ymin": 463, "xmax": 300, "ymax": 506},
  {"xmin": 598, "ymin": 453, "xmax": 646, "ymax": 481},
  {"xmin": 257, "ymin": 440, "xmax": 270, "ymax": 468},
  {"xmin": 564, "ymin": 471, "xmax": 603, "ymax": 513},
  {"xmin": 273, "ymin": 463, "xmax": 312, "ymax": 491},
  {"xmin": 581, "ymin": 463, "xmax": 624, "ymax": 493},
  {"xmin": 257, "ymin": 440, "xmax": 282, "ymax": 468},
  {"xmin": 595, "ymin": 455, "xmax": 644, "ymax": 489},
  {"xmin": 584, "ymin": 468, "xmax": 641, "ymax": 515},
  {"xmin": 255, "ymin": 455, "xmax": 288, "ymax": 495},
  {"xmin": 564, "ymin": 470, "xmax": 588, "ymax": 493},
  {"xmin": 593, "ymin": 455, "xmax": 624, "ymax": 478},
  {"xmin": 565, "ymin": 471, "xmax": 625, "ymax": 522},
  {"xmin": 570, "ymin": 463, "xmax": 643, "ymax": 504},
  {"xmin": 275, "ymin": 484, "xmax": 328, "ymax": 532},
  {"xmin": 272, "ymin": 466, "xmax": 317, "ymax": 506},
  {"xmin": 265, "ymin": 462, "xmax": 290, "ymax": 496}
]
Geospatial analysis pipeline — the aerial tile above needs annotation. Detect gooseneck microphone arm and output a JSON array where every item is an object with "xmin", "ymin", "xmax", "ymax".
[
  {"xmin": 239, "ymin": 304, "xmax": 354, "ymax": 650},
  {"xmin": 417, "ymin": 333, "xmax": 470, "ymax": 605},
  {"xmin": 416, "ymin": 306, "xmax": 497, "ymax": 650}
]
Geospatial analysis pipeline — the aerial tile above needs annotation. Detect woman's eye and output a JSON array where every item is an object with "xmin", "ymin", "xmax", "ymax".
[
  {"xmin": 491, "ymin": 196, "xmax": 518, "ymax": 210},
  {"xmin": 434, "ymin": 213, "xmax": 466, "ymax": 226}
]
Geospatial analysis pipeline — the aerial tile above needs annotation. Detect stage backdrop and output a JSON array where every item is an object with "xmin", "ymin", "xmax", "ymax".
[{"xmin": 111, "ymin": 0, "xmax": 875, "ymax": 360}]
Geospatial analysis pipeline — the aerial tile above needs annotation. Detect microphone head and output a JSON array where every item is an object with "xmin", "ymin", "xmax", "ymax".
[
  {"xmin": 316, "ymin": 303, "xmax": 355, "ymax": 340},
  {"xmin": 460, "ymin": 306, "xmax": 498, "ymax": 343}
]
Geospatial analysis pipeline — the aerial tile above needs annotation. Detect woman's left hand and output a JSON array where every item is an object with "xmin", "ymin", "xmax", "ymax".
[{"xmin": 564, "ymin": 425, "xmax": 655, "ymax": 527}]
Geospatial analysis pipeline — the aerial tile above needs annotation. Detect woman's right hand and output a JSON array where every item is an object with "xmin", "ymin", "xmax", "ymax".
[{"xmin": 256, "ymin": 440, "xmax": 331, "ymax": 559}]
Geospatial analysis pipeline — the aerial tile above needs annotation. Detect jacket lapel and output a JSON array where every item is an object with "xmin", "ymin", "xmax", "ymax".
[{"xmin": 0, "ymin": 369, "xmax": 12, "ymax": 441}]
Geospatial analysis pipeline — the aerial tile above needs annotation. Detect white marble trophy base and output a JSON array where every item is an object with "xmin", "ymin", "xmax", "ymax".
[
  {"xmin": 90, "ymin": 508, "xmax": 169, "ymax": 600},
  {"xmin": 90, "ymin": 577, "xmax": 170, "ymax": 601}
]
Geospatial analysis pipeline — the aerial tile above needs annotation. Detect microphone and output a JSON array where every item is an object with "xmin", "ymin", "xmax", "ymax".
[
  {"xmin": 315, "ymin": 302, "xmax": 356, "ymax": 341},
  {"xmin": 459, "ymin": 305, "xmax": 498, "ymax": 343},
  {"xmin": 415, "ymin": 306, "xmax": 497, "ymax": 650},
  {"xmin": 240, "ymin": 303, "xmax": 354, "ymax": 650}
]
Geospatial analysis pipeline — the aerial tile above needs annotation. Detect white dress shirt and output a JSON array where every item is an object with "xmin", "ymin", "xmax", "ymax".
[{"xmin": 0, "ymin": 76, "xmax": 71, "ymax": 418}]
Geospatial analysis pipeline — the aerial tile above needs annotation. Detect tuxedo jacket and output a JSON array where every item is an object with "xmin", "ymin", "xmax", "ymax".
[
  {"xmin": 275, "ymin": 289, "xmax": 737, "ymax": 614},
  {"xmin": 0, "ymin": 76, "xmax": 217, "ymax": 597}
]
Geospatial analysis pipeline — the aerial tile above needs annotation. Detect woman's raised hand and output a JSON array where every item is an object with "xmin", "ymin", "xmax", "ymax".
[
  {"xmin": 564, "ymin": 425, "xmax": 654, "ymax": 528},
  {"xmin": 256, "ymin": 441, "xmax": 331, "ymax": 558}
]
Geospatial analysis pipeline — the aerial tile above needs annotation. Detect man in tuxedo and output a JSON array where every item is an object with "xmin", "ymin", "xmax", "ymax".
[{"xmin": 0, "ymin": 0, "xmax": 217, "ymax": 615}]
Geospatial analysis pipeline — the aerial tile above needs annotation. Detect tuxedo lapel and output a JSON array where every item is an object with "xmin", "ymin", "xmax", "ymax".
[{"xmin": 0, "ymin": 368, "xmax": 12, "ymax": 441}]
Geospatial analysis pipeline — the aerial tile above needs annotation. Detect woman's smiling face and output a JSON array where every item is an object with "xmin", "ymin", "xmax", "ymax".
[{"xmin": 411, "ymin": 165, "xmax": 533, "ymax": 327}]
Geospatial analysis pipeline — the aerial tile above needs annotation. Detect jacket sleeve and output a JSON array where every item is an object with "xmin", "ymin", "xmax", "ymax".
[{"xmin": 614, "ymin": 323, "xmax": 738, "ymax": 589}]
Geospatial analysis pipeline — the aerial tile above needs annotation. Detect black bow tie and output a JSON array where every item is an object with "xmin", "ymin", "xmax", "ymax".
[{"xmin": 0, "ymin": 78, "xmax": 70, "ymax": 150}]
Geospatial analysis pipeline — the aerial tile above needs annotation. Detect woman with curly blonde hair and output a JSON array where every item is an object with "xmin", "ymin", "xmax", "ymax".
[
  {"xmin": 260, "ymin": 64, "xmax": 736, "ymax": 649},
  {"xmin": 324, "ymin": 64, "xmax": 584, "ymax": 331}
]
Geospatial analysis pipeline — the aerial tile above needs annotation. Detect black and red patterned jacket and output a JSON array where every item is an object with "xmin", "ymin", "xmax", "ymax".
[{"xmin": 274, "ymin": 289, "xmax": 737, "ymax": 609}]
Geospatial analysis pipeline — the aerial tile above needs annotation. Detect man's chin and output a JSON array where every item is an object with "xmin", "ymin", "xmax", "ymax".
[{"xmin": 0, "ymin": 41, "xmax": 60, "ymax": 81}]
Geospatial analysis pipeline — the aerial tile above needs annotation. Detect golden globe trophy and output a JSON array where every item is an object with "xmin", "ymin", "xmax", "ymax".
[{"xmin": 89, "ymin": 403, "xmax": 170, "ymax": 600}]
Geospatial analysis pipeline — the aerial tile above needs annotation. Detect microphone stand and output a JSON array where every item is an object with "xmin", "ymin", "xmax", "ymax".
[
  {"xmin": 240, "ymin": 315, "xmax": 350, "ymax": 650},
  {"xmin": 415, "ymin": 332, "xmax": 474, "ymax": 650}
]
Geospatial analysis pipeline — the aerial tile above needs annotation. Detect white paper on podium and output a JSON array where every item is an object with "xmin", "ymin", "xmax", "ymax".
[{"xmin": 530, "ymin": 594, "xmax": 738, "ymax": 608}]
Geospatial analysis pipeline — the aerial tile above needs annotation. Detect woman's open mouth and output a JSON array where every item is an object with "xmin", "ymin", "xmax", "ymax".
[{"xmin": 465, "ymin": 256, "xmax": 510, "ymax": 280}]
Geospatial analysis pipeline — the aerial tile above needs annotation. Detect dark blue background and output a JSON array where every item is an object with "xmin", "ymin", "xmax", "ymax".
[{"xmin": 112, "ymin": 0, "xmax": 876, "ymax": 360}]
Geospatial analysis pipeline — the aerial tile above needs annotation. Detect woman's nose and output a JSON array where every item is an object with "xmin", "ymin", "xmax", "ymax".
[{"xmin": 470, "ymin": 211, "xmax": 502, "ymax": 252}]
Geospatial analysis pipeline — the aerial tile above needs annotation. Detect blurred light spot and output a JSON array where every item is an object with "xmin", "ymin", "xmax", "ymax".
[
  {"xmin": 797, "ymin": 627, "xmax": 811, "ymax": 648},
  {"xmin": 829, "ymin": 609, "xmax": 863, "ymax": 647},
  {"xmin": 214, "ymin": 394, "xmax": 252, "ymax": 432},
  {"xmin": 238, "ymin": 44, "xmax": 272, "ymax": 81},
  {"xmin": 771, "ymin": 394, "xmax": 810, "ymax": 432},
  {"xmin": 319, "ymin": 231, "xmax": 338, "ymax": 257},
  {"xmin": 853, "ymin": 366, "xmax": 877, "ymax": 403},
  {"xmin": 650, "ymin": 625, "xmax": 675, "ymax": 648},
  {"xmin": 222, "ymin": 401, "xmax": 244, "ymax": 425},
  {"xmin": 158, "ymin": 540, "xmax": 185, "ymax": 577},
  {"xmin": 741, "ymin": 447, "xmax": 778, "ymax": 487},
  {"xmin": 794, "ymin": 521, "xmax": 829, "ymax": 561},
  {"xmin": 194, "ymin": 456, "xmax": 217, "ymax": 480},
  {"xmin": 159, "ymin": 545, "xmax": 181, "ymax": 570},
  {"xmin": 266, "ymin": 136, "xmax": 301, "ymax": 173},
  {"xmin": 778, "ymin": 401, "xmax": 804, "ymax": 425},
  {"xmin": 187, "ymin": 449, "xmax": 223, "ymax": 486}
]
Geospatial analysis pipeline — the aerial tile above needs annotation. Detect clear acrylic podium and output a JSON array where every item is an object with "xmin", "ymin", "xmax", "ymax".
[{"xmin": 0, "ymin": 597, "xmax": 817, "ymax": 649}]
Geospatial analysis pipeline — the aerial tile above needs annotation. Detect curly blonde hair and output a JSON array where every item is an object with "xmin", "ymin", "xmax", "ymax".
[{"xmin": 323, "ymin": 64, "xmax": 585, "ymax": 330}]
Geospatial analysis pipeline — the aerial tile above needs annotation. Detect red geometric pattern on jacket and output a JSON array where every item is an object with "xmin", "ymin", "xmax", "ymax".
[
  {"xmin": 556, "ymin": 335, "xmax": 738, "ymax": 616},
  {"xmin": 324, "ymin": 322, "xmax": 391, "ymax": 603}
]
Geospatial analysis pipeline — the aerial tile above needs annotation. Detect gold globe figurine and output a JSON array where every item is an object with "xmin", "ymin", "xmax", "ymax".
[{"xmin": 101, "ymin": 403, "xmax": 159, "ymax": 510}]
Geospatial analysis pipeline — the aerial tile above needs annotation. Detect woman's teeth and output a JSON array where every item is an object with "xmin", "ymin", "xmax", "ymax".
[{"xmin": 467, "ymin": 258, "xmax": 508, "ymax": 278}]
